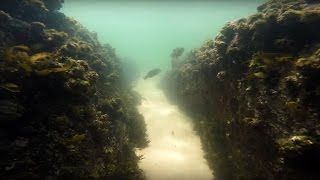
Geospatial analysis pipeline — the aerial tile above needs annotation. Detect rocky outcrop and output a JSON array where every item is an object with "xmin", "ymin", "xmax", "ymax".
[
  {"xmin": 162, "ymin": 0, "xmax": 320, "ymax": 179},
  {"xmin": 0, "ymin": 0, "xmax": 148, "ymax": 179}
]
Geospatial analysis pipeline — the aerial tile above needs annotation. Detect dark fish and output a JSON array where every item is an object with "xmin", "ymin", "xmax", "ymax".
[
  {"xmin": 171, "ymin": 47, "xmax": 184, "ymax": 58},
  {"xmin": 144, "ymin": 68, "xmax": 161, "ymax": 80}
]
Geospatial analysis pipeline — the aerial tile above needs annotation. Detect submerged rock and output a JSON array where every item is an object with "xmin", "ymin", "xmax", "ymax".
[
  {"xmin": 0, "ymin": 0, "xmax": 148, "ymax": 179},
  {"xmin": 0, "ymin": 100, "xmax": 24, "ymax": 124},
  {"xmin": 162, "ymin": 0, "xmax": 320, "ymax": 179}
]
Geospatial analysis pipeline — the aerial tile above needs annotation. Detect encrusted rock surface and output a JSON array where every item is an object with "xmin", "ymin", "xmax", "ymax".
[
  {"xmin": 0, "ymin": 0, "xmax": 148, "ymax": 179},
  {"xmin": 162, "ymin": 0, "xmax": 320, "ymax": 179}
]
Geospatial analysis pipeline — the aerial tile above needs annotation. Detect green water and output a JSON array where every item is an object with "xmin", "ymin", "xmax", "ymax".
[
  {"xmin": 61, "ymin": 1, "xmax": 267, "ymax": 179},
  {"xmin": 62, "ymin": 0, "xmax": 265, "ymax": 70}
]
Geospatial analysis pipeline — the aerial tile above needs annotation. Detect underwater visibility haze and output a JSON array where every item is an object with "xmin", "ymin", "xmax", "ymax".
[
  {"xmin": 1, "ymin": 0, "xmax": 320, "ymax": 180},
  {"xmin": 62, "ymin": 0, "xmax": 264, "ymax": 70}
]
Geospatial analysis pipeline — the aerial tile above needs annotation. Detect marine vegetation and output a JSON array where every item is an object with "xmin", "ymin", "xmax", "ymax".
[
  {"xmin": 161, "ymin": 0, "xmax": 320, "ymax": 179},
  {"xmin": 0, "ymin": 0, "xmax": 148, "ymax": 179}
]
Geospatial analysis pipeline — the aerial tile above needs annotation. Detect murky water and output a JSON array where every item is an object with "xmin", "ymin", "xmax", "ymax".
[
  {"xmin": 62, "ymin": 0, "xmax": 262, "ymax": 69},
  {"xmin": 61, "ymin": 1, "xmax": 264, "ymax": 179},
  {"xmin": 2, "ymin": 0, "xmax": 317, "ymax": 179},
  {"xmin": 135, "ymin": 76, "xmax": 213, "ymax": 180}
]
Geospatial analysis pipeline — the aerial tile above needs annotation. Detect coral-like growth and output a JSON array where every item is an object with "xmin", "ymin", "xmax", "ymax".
[
  {"xmin": 0, "ymin": 0, "xmax": 147, "ymax": 179},
  {"xmin": 162, "ymin": 0, "xmax": 320, "ymax": 179}
]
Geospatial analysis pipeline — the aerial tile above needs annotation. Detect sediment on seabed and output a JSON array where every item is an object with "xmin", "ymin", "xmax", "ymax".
[
  {"xmin": 135, "ymin": 77, "xmax": 213, "ymax": 180},
  {"xmin": 1, "ymin": 0, "xmax": 320, "ymax": 179}
]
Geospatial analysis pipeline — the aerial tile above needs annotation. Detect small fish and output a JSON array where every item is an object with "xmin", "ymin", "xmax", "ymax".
[{"xmin": 144, "ymin": 68, "xmax": 161, "ymax": 80}]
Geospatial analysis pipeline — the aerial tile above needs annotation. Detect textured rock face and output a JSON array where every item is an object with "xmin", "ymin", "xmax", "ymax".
[
  {"xmin": 162, "ymin": 0, "xmax": 320, "ymax": 179},
  {"xmin": 0, "ymin": 0, "xmax": 147, "ymax": 179}
]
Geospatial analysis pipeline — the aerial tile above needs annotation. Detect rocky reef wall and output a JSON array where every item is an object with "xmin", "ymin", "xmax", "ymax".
[
  {"xmin": 0, "ymin": 0, "xmax": 148, "ymax": 179},
  {"xmin": 162, "ymin": 0, "xmax": 320, "ymax": 179}
]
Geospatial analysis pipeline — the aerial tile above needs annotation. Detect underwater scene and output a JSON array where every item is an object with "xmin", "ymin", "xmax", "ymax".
[{"xmin": 0, "ymin": 0, "xmax": 319, "ymax": 179}]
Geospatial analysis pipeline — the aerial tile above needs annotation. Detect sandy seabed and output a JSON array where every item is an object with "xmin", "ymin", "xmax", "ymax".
[{"xmin": 135, "ymin": 76, "xmax": 213, "ymax": 180}]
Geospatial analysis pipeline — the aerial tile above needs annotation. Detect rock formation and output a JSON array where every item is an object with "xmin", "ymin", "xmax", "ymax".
[
  {"xmin": 0, "ymin": 0, "xmax": 148, "ymax": 179},
  {"xmin": 162, "ymin": 0, "xmax": 320, "ymax": 179}
]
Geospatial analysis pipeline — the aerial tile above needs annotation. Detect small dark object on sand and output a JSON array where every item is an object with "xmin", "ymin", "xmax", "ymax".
[{"xmin": 144, "ymin": 68, "xmax": 161, "ymax": 80}]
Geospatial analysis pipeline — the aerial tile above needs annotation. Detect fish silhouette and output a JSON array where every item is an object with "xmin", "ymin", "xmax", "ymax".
[{"xmin": 144, "ymin": 68, "xmax": 161, "ymax": 80}]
